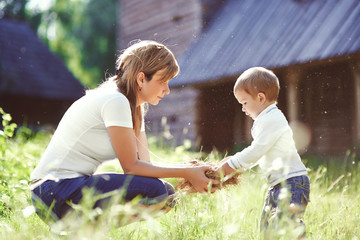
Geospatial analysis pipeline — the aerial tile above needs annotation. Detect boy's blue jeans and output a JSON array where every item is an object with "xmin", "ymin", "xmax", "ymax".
[
  {"xmin": 31, "ymin": 173, "xmax": 175, "ymax": 221},
  {"xmin": 259, "ymin": 175, "xmax": 310, "ymax": 232}
]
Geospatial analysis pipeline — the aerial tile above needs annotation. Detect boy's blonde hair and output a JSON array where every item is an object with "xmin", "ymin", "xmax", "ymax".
[{"xmin": 234, "ymin": 67, "xmax": 280, "ymax": 102}]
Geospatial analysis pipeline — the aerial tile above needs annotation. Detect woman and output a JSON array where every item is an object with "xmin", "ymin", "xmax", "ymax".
[{"xmin": 30, "ymin": 40, "xmax": 217, "ymax": 221}]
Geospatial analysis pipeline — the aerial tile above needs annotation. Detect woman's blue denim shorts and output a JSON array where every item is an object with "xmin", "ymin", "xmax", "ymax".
[{"xmin": 31, "ymin": 173, "xmax": 175, "ymax": 221}]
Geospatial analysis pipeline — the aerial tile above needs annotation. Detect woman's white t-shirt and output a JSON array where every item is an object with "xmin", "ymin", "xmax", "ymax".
[{"xmin": 30, "ymin": 85, "xmax": 144, "ymax": 183}]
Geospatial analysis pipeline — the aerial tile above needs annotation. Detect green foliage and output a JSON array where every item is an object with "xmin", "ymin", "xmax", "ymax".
[
  {"xmin": 0, "ymin": 107, "xmax": 17, "ymax": 139},
  {"xmin": 0, "ymin": 0, "xmax": 28, "ymax": 20},
  {"xmin": 0, "ymin": 108, "xmax": 17, "ymax": 218},
  {"xmin": 2, "ymin": 0, "xmax": 117, "ymax": 88},
  {"xmin": 0, "ymin": 108, "xmax": 49, "ymax": 220},
  {"xmin": 0, "ymin": 0, "xmax": 44, "ymax": 39},
  {"xmin": 34, "ymin": 0, "xmax": 118, "ymax": 87}
]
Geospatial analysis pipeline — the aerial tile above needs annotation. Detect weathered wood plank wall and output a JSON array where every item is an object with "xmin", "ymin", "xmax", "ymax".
[
  {"xmin": 145, "ymin": 88, "xmax": 199, "ymax": 147},
  {"xmin": 118, "ymin": 0, "xmax": 202, "ymax": 57}
]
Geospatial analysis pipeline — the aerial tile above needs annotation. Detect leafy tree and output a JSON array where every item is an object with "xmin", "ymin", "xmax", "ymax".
[
  {"xmin": 37, "ymin": 0, "xmax": 118, "ymax": 87},
  {"xmin": 0, "ymin": 0, "xmax": 27, "ymax": 20},
  {"xmin": 0, "ymin": 0, "xmax": 42, "ymax": 32},
  {"xmin": 1, "ymin": 0, "xmax": 118, "ymax": 87}
]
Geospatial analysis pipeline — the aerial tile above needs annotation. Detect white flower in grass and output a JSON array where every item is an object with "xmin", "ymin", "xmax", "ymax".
[
  {"xmin": 22, "ymin": 206, "xmax": 36, "ymax": 218},
  {"xmin": 279, "ymin": 188, "xmax": 289, "ymax": 200}
]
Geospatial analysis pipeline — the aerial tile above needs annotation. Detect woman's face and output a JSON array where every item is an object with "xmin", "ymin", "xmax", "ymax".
[{"xmin": 138, "ymin": 69, "xmax": 171, "ymax": 106}]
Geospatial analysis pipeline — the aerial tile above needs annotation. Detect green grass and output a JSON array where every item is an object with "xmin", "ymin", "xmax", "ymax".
[{"xmin": 1, "ymin": 128, "xmax": 360, "ymax": 239}]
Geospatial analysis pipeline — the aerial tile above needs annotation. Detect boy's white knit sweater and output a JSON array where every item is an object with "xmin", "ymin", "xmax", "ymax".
[{"xmin": 228, "ymin": 104, "xmax": 307, "ymax": 186}]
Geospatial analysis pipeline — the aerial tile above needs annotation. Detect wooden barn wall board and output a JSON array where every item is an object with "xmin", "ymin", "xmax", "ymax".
[
  {"xmin": 145, "ymin": 88, "xmax": 199, "ymax": 146},
  {"xmin": 119, "ymin": 0, "xmax": 202, "ymax": 56}
]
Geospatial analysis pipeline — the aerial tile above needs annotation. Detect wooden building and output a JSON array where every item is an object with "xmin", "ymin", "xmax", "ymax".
[
  {"xmin": 117, "ymin": 0, "xmax": 222, "ymax": 146},
  {"xmin": 118, "ymin": 0, "xmax": 360, "ymax": 156},
  {"xmin": 118, "ymin": 0, "xmax": 222, "ymax": 57},
  {"xmin": 0, "ymin": 19, "xmax": 85, "ymax": 128}
]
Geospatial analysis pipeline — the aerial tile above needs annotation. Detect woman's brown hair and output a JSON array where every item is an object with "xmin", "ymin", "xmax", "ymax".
[{"xmin": 114, "ymin": 40, "xmax": 179, "ymax": 136}]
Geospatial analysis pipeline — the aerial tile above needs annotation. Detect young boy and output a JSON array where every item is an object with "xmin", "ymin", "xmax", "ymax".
[{"xmin": 218, "ymin": 67, "xmax": 310, "ymax": 237}]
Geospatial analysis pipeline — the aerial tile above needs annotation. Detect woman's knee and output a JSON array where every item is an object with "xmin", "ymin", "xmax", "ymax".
[
  {"xmin": 163, "ymin": 181, "xmax": 175, "ymax": 195},
  {"xmin": 145, "ymin": 178, "xmax": 169, "ymax": 198}
]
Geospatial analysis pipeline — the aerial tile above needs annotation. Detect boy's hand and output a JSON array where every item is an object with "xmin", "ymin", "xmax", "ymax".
[
  {"xmin": 216, "ymin": 161, "xmax": 235, "ymax": 177},
  {"xmin": 219, "ymin": 156, "xmax": 232, "ymax": 164}
]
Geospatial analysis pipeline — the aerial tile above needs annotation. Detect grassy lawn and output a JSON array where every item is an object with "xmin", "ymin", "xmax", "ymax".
[{"xmin": 1, "ymin": 129, "xmax": 360, "ymax": 240}]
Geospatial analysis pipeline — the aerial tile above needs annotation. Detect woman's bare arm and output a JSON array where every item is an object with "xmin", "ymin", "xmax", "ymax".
[
  {"xmin": 136, "ymin": 131, "xmax": 151, "ymax": 162},
  {"xmin": 107, "ymin": 126, "xmax": 218, "ymax": 192}
]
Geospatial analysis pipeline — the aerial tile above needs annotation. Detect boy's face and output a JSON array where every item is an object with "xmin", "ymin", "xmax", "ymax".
[{"xmin": 234, "ymin": 89, "xmax": 266, "ymax": 120}]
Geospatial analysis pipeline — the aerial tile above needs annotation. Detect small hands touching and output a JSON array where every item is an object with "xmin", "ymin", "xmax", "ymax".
[
  {"xmin": 185, "ymin": 166, "xmax": 219, "ymax": 193},
  {"xmin": 176, "ymin": 160, "xmax": 241, "ymax": 194}
]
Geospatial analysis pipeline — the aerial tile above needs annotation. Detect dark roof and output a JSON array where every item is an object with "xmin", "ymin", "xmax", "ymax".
[
  {"xmin": 173, "ymin": 0, "xmax": 360, "ymax": 86},
  {"xmin": 0, "ymin": 19, "xmax": 84, "ymax": 100}
]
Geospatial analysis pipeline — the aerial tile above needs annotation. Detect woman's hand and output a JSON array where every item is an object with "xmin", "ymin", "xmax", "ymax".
[{"xmin": 184, "ymin": 166, "xmax": 219, "ymax": 193}]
